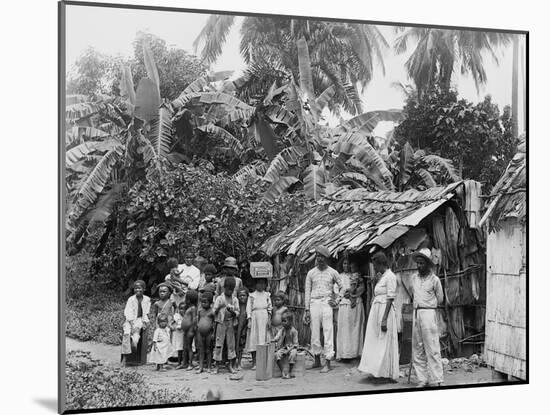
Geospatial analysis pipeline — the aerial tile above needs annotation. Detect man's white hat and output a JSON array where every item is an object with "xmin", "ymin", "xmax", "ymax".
[{"xmin": 413, "ymin": 247, "xmax": 434, "ymax": 265}]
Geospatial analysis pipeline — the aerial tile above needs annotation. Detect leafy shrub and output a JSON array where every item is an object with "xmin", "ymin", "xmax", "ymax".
[
  {"xmin": 65, "ymin": 351, "xmax": 195, "ymax": 410},
  {"xmin": 66, "ymin": 295, "xmax": 125, "ymax": 345}
]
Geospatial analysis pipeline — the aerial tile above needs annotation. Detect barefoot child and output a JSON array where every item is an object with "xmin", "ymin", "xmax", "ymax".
[
  {"xmin": 171, "ymin": 302, "xmax": 186, "ymax": 367},
  {"xmin": 273, "ymin": 311, "xmax": 299, "ymax": 379},
  {"xmin": 150, "ymin": 314, "xmax": 174, "ymax": 371},
  {"xmin": 213, "ymin": 276, "xmax": 240, "ymax": 374},
  {"xmin": 179, "ymin": 289, "xmax": 198, "ymax": 370},
  {"xmin": 195, "ymin": 291, "xmax": 215, "ymax": 373},
  {"xmin": 235, "ymin": 288, "xmax": 249, "ymax": 370},
  {"xmin": 246, "ymin": 278, "xmax": 272, "ymax": 369},
  {"xmin": 151, "ymin": 284, "xmax": 174, "ymax": 328},
  {"xmin": 270, "ymin": 291, "xmax": 289, "ymax": 340}
]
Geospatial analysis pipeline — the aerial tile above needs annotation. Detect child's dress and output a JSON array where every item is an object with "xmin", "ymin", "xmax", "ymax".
[
  {"xmin": 170, "ymin": 312, "xmax": 184, "ymax": 355},
  {"xmin": 149, "ymin": 327, "xmax": 174, "ymax": 364},
  {"xmin": 246, "ymin": 291, "xmax": 272, "ymax": 352}
]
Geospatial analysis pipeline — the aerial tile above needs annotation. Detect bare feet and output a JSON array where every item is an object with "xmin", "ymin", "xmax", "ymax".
[
  {"xmin": 195, "ymin": 367, "xmax": 203, "ymax": 374},
  {"xmin": 250, "ymin": 365, "xmax": 256, "ymax": 371},
  {"xmin": 175, "ymin": 364, "xmax": 185, "ymax": 370},
  {"xmin": 229, "ymin": 365, "xmax": 237, "ymax": 374},
  {"xmin": 213, "ymin": 366, "xmax": 219, "ymax": 374},
  {"xmin": 320, "ymin": 362, "xmax": 331, "ymax": 373},
  {"xmin": 282, "ymin": 372, "xmax": 290, "ymax": 379},
  {"xmin": 186, "ymin": 365, "xmax": 194, "ymax": 371},
  {"xmin": 289, "ymin": 371, "xmax": 296, "ymax": 378}
]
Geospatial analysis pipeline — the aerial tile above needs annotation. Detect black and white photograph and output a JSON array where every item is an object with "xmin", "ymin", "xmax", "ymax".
[{"xmin": 59, "ymin": 1, "xmax": 527, "ymax": 412}]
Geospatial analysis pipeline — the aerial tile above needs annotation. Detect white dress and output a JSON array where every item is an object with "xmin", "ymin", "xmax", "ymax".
[
  {"xmin": 336, "ymin": 273, "xmax": 365, "ymax": 359},
  {"xmin": 357, "ymin": 269, "xmax": 400, "ymax": 380},
  {"xmin": 149, "ymin": 327, "xmax": 174, "ymax": 364},
  {"xmin": 245, "ymin": 291, "xmax": 272, "ymax": 352}
]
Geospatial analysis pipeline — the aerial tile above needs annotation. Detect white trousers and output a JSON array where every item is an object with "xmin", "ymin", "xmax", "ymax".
[
  {"xmin": 310, "ymin": 299, "xmax": 335, "ymax": 360},
  {"xmin": 412, "ymin": 309, "xmax": 444, "ymax": 384}
]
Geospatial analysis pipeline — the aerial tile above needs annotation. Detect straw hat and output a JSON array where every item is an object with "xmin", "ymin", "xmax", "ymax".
[
  {"xmin": 222, "ymin": 256, "xmax": 239, "ymax": 270},
  {"xmin": 413, "ymin": 248, "xmax": 434, "ymax": 265},
  {"xmin": 315, "ymin": 245, "xmax": 331, "ymax": 258}
]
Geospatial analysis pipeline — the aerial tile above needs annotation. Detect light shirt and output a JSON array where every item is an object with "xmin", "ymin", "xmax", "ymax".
[
  {"xmin": 304, "ymin": 266, "xmax": 343, "ymax": 310},
  {"xmin": 373, "ymin": 269, "xmax": 397, "ymax": 303},
  {"xmin": 412, "ymin": 272, "xmax": 444, "ymax": 308},
  {"xmin": 176, "ymin": 264, "xmax": 201, "ymax": 290}
]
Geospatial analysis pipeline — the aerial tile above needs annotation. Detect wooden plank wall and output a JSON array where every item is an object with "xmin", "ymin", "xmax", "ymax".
[{"xmin": 485, "ymin": 220, "xmax": 527, "ymax": 379}]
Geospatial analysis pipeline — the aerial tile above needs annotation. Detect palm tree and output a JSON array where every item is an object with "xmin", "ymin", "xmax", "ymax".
[
  {"xmin": 394, "ymin": 28, "xmax": 512, "ymax": 97},
  {"xmin": 193, "ymin": 15, "xmax": 389, "ymax": 114}
]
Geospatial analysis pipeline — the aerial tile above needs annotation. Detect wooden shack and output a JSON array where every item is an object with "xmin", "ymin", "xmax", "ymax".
[
  {"xmin": 262, "ymin": 180, "xmax": 484, "ymax": 360},
  {"xmin": 479, "ymin": 140, "xmax": 526, "ymax": 380}
]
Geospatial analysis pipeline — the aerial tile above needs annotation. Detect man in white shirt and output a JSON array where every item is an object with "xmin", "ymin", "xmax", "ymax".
[
  {"xmin": 411, "ymin": 248, "xmax": 444, "ymax": 387},
  {"xmin": 303, "ymin": 245, "xmax": 344, "ymax": 373},
  {"xmin": 176, "ymin": 251, "xmax": 201, "ymax": 291}
]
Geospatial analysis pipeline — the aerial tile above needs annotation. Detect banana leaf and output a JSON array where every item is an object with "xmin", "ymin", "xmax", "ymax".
[
  {"xmin": 119, "ymin": 65, "xmax": 136, "ymax": 109},
  {"xmin": 142, "ymin": 39, "xmax": 160, "ymax": 95},
  {"xmin": 135, "ymin": 77, "xmax": 160, "ymax": 122},
  {"xmin": 197, "ymin": 123, "xmax": 243, "ymax": 155},
  {"xmin": 147, "ymin": 104, "xmax": 174, "ymax": 158},
  {"xmin": 254, "ymin": 113, "xmax": 281, "ymax": 161},
  {"xmin": 303, "ymin": 163, "xmax": 326, "ymax": 201},
  {"xmin": 399, "ymin": 141, "xmax": 415, "ymax": 188},
  {"xmin": 262, "ymin": 176, "xmax": 299, "ymax": 204},
  {"xmin": 263, "ymin": 146, "xmax": 306, "ymax": 183}
]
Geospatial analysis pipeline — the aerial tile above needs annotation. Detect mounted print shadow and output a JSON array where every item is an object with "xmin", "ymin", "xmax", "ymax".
[{"xmin": 59, "ymin": 1, "xmax": 528, "ymax": 413}]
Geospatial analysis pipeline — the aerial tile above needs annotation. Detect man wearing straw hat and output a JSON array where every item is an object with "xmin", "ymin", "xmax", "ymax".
[
  {"xmin": 303, "ymin": 245, "xmax": 344, "ymax": 373},
  {"xmin": 411, "ymin": 248, "xmax": 444, "ymax": 387}
]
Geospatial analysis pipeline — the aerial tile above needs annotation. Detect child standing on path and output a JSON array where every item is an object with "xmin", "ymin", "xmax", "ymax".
[
  {"xmin": 171, "ymin": 302, "xmax": 186, "ymax": 367},
  {"xmin": 149, "ymin": 314, "xmax": 174, "ymax": 371},
  {"xmin": 270, "ymin": 291, "xmax": 288, "ymax": 340},
  {"xmin": 273, "ymin": 311, "xmax": 300, "ymax": 379},
  {"xmin": 179, "ymin": 290, "xmax": 198, "ymax": 370},
  {"xmin": 151, "ymin": 284, "xmax": 174, "ymax": 328},
  {"xmin": 246, "ymin": 278, "xmax": 272, "ymax": 370},
  {"xmin": 196, "ymin": 291, "xmax": 215, "ymax": 373},
  {"xmin": 235, "ymin": 287, "xmax": 249, "ymax": 370},
  {"xmin": 213, "ymin": 276, "xmax": 240, "ymax": 374}
]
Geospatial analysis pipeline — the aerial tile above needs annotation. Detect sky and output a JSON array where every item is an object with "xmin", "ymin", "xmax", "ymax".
[{"xmin": 65, "ymin": 4, "xmax": 526, "ymax": 132}]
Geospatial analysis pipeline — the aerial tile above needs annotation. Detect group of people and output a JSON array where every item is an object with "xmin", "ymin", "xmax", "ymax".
[
  {"xmin": 121, "ymin": 254, "xmax": 300, "ymax": 378},
  {"xmin": 121, "ymin": 245, "xmax": 445, "ymax": 387}
]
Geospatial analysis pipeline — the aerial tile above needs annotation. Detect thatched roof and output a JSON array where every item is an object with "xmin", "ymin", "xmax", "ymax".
[
  {"xmin": 262, "ymin": 181, "xmax": 465, "ymax": 263},
  {"xmin": 480, "ymin": 139, "xmax": 526, "ymax": 230}
]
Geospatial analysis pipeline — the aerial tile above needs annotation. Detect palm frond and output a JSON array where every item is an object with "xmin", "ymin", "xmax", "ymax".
[
  {"xmin": 297, "ymin": 37, "xmax": 314, "ymax": 100},
  {"xmin": 193, "ymin": 15, "xmax": 236, "ymax": 65},
  {"xmin": 315, "ymin": 85, "xmax": 336, "ymax": 111}
]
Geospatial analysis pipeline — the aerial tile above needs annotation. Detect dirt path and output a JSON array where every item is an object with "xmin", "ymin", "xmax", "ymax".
[{"xmin": 66, "ymin": 337, "xmax": 502, "ymax": 402}]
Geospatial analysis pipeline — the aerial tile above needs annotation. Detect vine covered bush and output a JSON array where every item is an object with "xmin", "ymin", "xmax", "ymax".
[{"xmin": 65, "ymin": 351, "xmax": 195, "ymax": 410}]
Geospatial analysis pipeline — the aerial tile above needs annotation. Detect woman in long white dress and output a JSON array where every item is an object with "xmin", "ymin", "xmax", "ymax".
[
  {"xmin": 336, "ymin": 259, "xmax": 365, "ymax": 359},
  {"xmin": 357, "ymin": 251, "xmax": 399, "ymax": 381}
]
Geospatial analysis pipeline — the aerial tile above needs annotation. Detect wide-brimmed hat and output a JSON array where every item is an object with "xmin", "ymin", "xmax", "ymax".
[
  {"xmin": 315, "ymin": 245, "xmax": 331, "ymax": 258},
  {"xmin": 413, "ymin": 248, "xmax": 434, "ymax": 265},
  {"xmin": 222, "ymin": 256, "xmax": 239, "ymax": 270}
]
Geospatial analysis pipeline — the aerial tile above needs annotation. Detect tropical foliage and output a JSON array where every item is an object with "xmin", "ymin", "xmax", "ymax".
[
  {"xmin": 193, "ymin": 15, "xmax": 389, "ymax": 114},
  {"xmin": 394, "ymin": 86, "xmax": 517, "ymax": 189},
  {"xmin": 394, "ymin": 28, "xmax": 511, "ymax": 96}
]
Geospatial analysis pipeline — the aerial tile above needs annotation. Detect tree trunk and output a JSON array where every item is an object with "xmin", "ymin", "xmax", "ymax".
[{"xmin": 511, "ymin": 36, "xmax": 519, "ymax": 139}]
